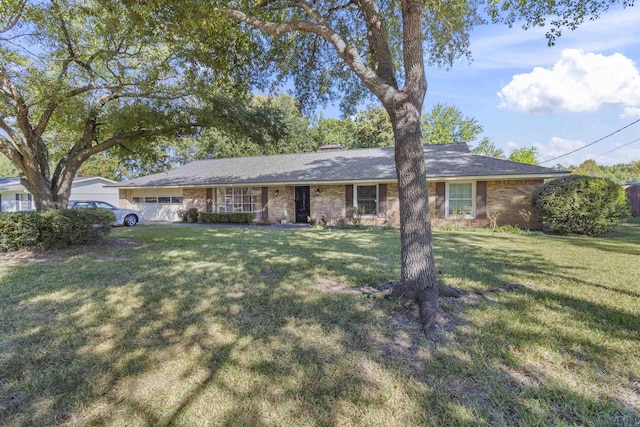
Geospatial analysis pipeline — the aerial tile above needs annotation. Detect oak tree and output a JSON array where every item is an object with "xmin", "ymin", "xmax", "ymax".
[{"xmin": 0, "ymin": 0, "xmax": 222, "ymax": 210}]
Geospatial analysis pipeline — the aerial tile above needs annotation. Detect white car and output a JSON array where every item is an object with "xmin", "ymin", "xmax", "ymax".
[{"xmin": 69, "ymin": 200, "xmax": 143, "ymax": 226}]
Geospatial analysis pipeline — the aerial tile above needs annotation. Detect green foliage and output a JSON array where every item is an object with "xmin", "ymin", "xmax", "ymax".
[
  {"xmin": 314, "ymin": 103, "xmax": 493, "ymax": 150},
  {"xmin": 568, "ymin": 159, "xmax": 640, "ymax": 184},
  {"xmin": 0, "ymin": 0, "xmax": 249, "ymax": 207},
  {"xmin": 509, "ymin": 147, "xmax": 538, "ymax": 165},
  {"xmin": 471, "ymin": 139, "xmax": 506, "ymax": 159},
  {"xmin": 532, "ymin": 175, "xmax": 631, "ymax": 236},
  {"xmin": 353, "ymin": 107, "xmax": 395, "ymax": 148},
  {"xmin": 0, "ymin": 156, "xmax": 18, "ymax": 177},
  {"xmin": 0, "ymin": 209, "xmax": 114, "ymax": 251},
  {"xmin": 486, "ymin": 0, "xmax": 634, "ymax": 46},
  {"xmin": 199, "ymin": 212, "xmax": 253, "ymax": 224},
  {"xmin": 421, "ymin": 103, "xmax": 486, "ymax": 145},
  {"xmin": 313, "ymin": 117, "xmax": 358, "ymax": 149},
  {"xmin": 184, "ymin": 208, "xmax": 198, "ymax": 222}
]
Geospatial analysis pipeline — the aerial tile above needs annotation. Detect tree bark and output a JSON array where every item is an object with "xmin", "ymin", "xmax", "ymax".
[{"xmin": 388, "ymin": 99, "xmax": 441, "ymax": 335}]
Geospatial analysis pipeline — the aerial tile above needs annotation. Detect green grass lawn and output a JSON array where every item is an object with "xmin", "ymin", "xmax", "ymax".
[{"xmin": 1, "ymin": 221, "xmax": 638, "ymax": 426}]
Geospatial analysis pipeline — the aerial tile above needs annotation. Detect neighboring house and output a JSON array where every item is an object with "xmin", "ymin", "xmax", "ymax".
[
  {"xmin": 112, "ymin": 143, "xmax": 568, "ymax": 228},
  {"xmin": 0, "ymin": 176, "xmax": 119, "ymax": 211}
]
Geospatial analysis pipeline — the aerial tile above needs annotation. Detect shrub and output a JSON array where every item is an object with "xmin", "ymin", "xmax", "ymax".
[
  {"xmin": 532, "ymin": 175, "xmax": 630, "ymax": 236},
  {"xmin": 0, "ymin": 209, "xmax": 115, "ymax": 251},
  {"xmin": 198, "ymin": 212, "xmax": 253, "ymax": 224},
  {"xmin": 185, "ymin": 208, "xmax": 199, "ymax": 223}
]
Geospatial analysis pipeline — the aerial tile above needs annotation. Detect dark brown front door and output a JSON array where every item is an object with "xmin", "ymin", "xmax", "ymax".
[{"xmin": 295, "ymin": 186, "xmax": 310, "ymax": 223}]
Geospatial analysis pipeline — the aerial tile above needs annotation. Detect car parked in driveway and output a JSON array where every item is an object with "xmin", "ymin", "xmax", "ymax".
[{"xmin": 69, "ymin": 200, "xmax": 143, "ymax": 226}]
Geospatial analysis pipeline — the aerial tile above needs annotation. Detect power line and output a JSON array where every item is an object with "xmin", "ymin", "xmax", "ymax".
[
  {"xmin": 538, "ymin": 118, "xmax": 640, "ymax": 164},
  {"xmin": 593, "ymin": 136, "xmax": 640, "ymax": 160}
]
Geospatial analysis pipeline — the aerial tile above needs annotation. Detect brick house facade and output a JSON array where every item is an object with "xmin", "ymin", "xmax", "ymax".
[{"xmin": 113, "ymin": 143, "xmax": 566, "ymax": 228}]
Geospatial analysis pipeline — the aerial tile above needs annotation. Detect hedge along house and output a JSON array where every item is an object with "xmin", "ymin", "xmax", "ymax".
[{"xmin": 111, "ymin": 143, "xmax": 568, "ymax": 228}]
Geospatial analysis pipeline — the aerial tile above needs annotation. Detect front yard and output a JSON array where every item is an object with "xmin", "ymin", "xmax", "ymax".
[{"xmin": 1, "ymin": 221, "xmax": 638, "ymax": 426}]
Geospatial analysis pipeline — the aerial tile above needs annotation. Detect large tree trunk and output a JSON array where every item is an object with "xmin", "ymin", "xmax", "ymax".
[
  {"xmin": 388, "ymin": 99, "xmax": 441, "ymax": 335},
  {"xmin": 19, "ymin": 157, "xmax": 76, "ymax": 212},
  {"xmin": 385, "ymin": 0, "xmax": 440, "ymax": 335}
]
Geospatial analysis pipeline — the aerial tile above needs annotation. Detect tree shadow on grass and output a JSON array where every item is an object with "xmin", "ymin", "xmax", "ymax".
[{"xmin": 0, "ymin": 226, "xmax": 637, "ymax": 426}]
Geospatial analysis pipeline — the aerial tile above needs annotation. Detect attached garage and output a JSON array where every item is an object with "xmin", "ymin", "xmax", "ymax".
[{"xmin": 122, "ymin": 188, "xmax": 184, "ymax": 221}]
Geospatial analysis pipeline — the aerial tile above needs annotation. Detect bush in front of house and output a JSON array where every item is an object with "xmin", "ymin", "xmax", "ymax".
[
  {"xmin": 177, "ymin": 207, "xmax": 200, "ymax": 223},
  {"xmin": 532, "ymin": 175, "xmax": 630, "ymax": 236},
  {"xmin": 0, "ymin": 209, "xmax": 115, "ymax": 251},
  {"xmin": 199, "ymin": 212, "xmax": 254, "ymax": 224}
]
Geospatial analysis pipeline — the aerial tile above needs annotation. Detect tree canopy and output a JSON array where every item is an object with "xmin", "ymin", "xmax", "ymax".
[
  {"xmin": 568, "ymin": 159, "xmax": 640, "ymax": 183},
  {"xmin": 0, "ymin": 0, "xmax": 218, "ymax": 209}
]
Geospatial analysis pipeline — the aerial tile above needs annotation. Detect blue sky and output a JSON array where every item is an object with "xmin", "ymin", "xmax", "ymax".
[
  {"xmin": 324, "ymin": 6, "xmax": 640, "ymax": 167},
  {"xmin": 425, "ymin": 5, "xmax": 640, "ymax": 167}
]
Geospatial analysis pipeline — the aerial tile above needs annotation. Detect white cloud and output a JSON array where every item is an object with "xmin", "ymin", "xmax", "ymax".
[
  {"xmin": 497, "ymin": 49, "xmax": 640, "ymax": 113},
  {"xmin": 534, "ymin": 137, "xmax": 585, "ymax": 159},
  {"xmin": 505, "ymin": 141, "xmax": 520, "ymax": 150},
  {"xmin": 621, "ymin": 107, "xmax": 640, "ymax": 119}
]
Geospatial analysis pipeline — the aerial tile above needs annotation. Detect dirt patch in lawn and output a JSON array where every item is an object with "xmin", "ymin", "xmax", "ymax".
[{"xmin": 0, "ymin": 238, "xmax": 146, "ymax": 266}]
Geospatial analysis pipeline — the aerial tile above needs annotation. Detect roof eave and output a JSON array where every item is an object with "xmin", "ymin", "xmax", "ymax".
[{"xmin": 109, "ymin": 172, "xmax": 568, "ymax": 189}]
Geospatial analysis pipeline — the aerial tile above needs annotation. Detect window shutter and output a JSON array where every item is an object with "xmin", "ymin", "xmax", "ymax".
[
  {"xmin": 15, "ymin": 194, "xmax": 19, "ymax": 201},
  {"xmin": 345, "ymin": 185, "xmax": 353, "ymax": 218},
  {"xmin": 476, "ymin": 181, "xmax": 487, "ymax": 219},
  {"xmin": 436, "ymin": 182, "xmax": 445, "ymax": 219},
  {"xmin": 206, "ymin": 188, "xmax": 213, "ymax": 212},
  {"xmin": 261, "ymin": 187, "xmax": 269, "ymax": 220},
  {"xmin": 378, "ymin": 184, "xmax": 387, "ymax": 216}
]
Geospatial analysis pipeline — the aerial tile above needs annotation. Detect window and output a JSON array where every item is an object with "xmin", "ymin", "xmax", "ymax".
[
  {"xmin": 447, "ymin": 182, "xmax": 474, "ymax": 218},
  {"xmin": 132, "ymin": 195, "xmax": 183, "ymax": 204},
  {"xmin": 215, "ymin": 188, "xmax": 261, "ymax": 213},
  {"xmin": 18, "ymin": 193, "xmax": 32, "ymax": 211},
  {"xmin": 94, "ymin": 202, "xmax": 115, "ymax": 209},
  {"xmin": 355, "ymin": 185, "xmax": 377, "ymax": 216}
]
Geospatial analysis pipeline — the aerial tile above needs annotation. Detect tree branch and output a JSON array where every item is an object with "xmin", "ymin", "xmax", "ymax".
[
  {"xmin": 0, "ymin": 0, "xmax": 27, "ymax": 34},
  {"xmin": 0, "ymin": 133, "xmax": 25, "ymax": 172},
  {"xmin": 355, "ymin": 0, "xmax": 398, "ymax": 88},
  {"xmin": 222, "ymin": 7, "xmax": 396, "ymax": 104}
]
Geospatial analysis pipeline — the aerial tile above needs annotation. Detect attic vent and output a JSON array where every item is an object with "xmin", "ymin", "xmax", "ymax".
[{"xmin": 318, "ymin": 144, "xmax": 342, "ymax": 151}]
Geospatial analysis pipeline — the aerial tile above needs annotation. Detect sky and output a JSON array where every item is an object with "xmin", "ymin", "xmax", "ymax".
[{"xmin": 327, "ymin": 5, "xmax": 640, "ymax": 167}]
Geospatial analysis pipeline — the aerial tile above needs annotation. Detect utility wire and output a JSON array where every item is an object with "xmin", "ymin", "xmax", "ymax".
[
  {"xmin": 593, "ymin": 136, "xmax": 640, "ymax": 160},
  {"xmin": 538, "ymin": 118, "xmax": 640, "ymax": 164}
]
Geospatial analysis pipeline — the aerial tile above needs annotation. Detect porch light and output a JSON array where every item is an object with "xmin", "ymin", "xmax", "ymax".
[
  {"xmin": 316, "ymin": 188, "xmax": 321, "ymax": 197},
  {"xmin": 274, "ymin": 189, "xmax": 279, "ymax": 197}
]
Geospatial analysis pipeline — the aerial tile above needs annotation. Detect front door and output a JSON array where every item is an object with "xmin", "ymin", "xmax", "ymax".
[{"xmin": 295, "ymin": 186, "xmax": 310, "ymax": 223}]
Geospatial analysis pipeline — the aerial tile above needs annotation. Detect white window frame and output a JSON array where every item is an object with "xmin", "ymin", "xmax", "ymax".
[
  {"xmin": 445, "ymin": 181, "xmax": 476, "ymax": 219},
  {"xmin": 214, "ymin": 187, "xmax": 261, "ymax": 214},
  {"xmin": 354, "ymin": 184, "xmax": 378, "ymax": 217}
]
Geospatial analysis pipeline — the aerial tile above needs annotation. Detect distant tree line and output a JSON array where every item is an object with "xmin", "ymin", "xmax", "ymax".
[{"xmin": 561, "ymin": 159, "xmax": 640, "ymax": 184}]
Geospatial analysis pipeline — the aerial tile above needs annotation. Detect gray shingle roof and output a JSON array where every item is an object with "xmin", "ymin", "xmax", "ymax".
[{"xmin": 115, "ymin": 143, "xmax": 567, "ymax": 188}]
